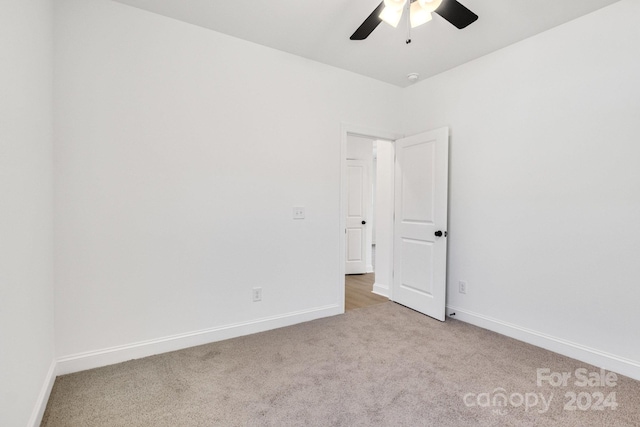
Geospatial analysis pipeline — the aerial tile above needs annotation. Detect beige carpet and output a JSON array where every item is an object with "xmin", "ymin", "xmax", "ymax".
[{"xmin": 42, "ymin": 302, "xmax": 640, "ymax": 426}]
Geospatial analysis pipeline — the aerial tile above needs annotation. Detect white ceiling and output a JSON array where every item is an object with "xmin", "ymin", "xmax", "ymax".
[{"xmin": 113, "ymin": 0, "xmax": 620, "ymax": 87}]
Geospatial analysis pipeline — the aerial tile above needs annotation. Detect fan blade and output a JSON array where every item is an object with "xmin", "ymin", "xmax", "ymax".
[
  {"xmin": 435, "ymin": 0, "xmax": 478, "ymax": 29},
  {"xmin": 350, "ymin": 1, "xmax": 385, "ymax": 40}
]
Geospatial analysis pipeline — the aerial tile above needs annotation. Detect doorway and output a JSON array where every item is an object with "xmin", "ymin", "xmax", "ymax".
[
  {"xmin": 342, "ymin": 126, "xmax": 399, "ymax": 311},
  {"xmin": 340, "ymin": 125, "xmax": 450, "ymax": 321}
]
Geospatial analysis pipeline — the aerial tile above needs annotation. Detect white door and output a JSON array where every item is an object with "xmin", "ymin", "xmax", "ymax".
[
  {"xmin": 392, "ymin": 128, "xmax": 449, "ymax": 321},
  {"xmin": 345, "ymin": 160, "xmax": 369, "ymax": 274}
]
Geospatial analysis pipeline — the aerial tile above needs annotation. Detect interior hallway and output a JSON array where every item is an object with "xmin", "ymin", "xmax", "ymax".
[{"xmin": 345, "ymin": 273, "xmax": 388, "ymax": 311}]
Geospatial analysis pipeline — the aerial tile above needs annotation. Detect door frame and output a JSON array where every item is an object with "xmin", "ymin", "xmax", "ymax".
[{"xmin": 339, "ymin": 124, "xmax": 403, "ymax": 312}]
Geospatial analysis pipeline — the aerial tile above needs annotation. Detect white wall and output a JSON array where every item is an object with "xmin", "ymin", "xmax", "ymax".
[
  {"xmin": 373, "ymin": 141, "xmax": 395, "ymax": 297},
  {"xmin": 372, "ymin": 155, "xmax": 377, "ymax": 245},
  {"xmin": 347, "ymin": 135, "xmax": 375, "ymax": 161},
  {"xmin": 54, "ymin": 0, "xmax": 401, "ymax": 366},
  {"xmin": 0, "ymin": 1, "xmax": 56, "ymax": 425},
  {"xmin": 403, "ymin": 0, "xmax": 640, "ymax": 378}
]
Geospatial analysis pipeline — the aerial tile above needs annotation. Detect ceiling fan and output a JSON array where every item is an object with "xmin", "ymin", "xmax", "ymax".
[{"xmin": 350, "ymin": 0, "xmax": 478, "ymax": 41}]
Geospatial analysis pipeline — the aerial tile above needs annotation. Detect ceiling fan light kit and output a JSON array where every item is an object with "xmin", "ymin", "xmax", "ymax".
[
  {"xmin": 379, "ymin": 3, "xmax": 404, "ymax": 28},
  {"xmin": 417, "ymin": 0, "xmax": 443, "ymax": 13},
  {"xmin": 409, "ymin": 2, "xmax": 433, "ymax": 28},
  {"xmin": 350, "ymin": 0, "xmax": 478, "ymax": 41}
]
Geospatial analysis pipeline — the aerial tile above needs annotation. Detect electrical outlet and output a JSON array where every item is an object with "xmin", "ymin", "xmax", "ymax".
[
  {"xmin": 293, "ymin": 207, "xmax": 305, "ymax": 219},
  {"xmin": 252, "ymin": 287, "xmax": 262, "ymax": 302},
  {"xmin": 458, "ymin": 281, "xmax": 467, "ymax": 294}
]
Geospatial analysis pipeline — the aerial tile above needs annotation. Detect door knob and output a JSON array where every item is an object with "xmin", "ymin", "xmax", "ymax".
[
  {"xmin": 435, "ymin": 230, "xmax": 443, "ymax": 237},
  {"xmin": 362, "ymin": 221, "xmax": 366, "ymax": 225}
]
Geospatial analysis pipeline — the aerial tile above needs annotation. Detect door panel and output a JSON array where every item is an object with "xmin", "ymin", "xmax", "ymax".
[
  {"xmin": 401, "ymin": 141, "xmax": 435, "ymax": 222},
  {"xmin": 399, "ymin": 238, "xmax": 433, "ymax": 295},
  {"xmin": 345, "ymin": 160, "xmax": 369, "ymax": 274},
  {"xmin": 347, "ymin": 229, "xmax": 364, "ymax": 261},
  {"xmin": 392, "ymin": 128, "xmax": 449, "ymax": 321}
]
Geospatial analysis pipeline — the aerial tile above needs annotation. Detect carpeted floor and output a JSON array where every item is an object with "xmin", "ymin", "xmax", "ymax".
[{"xmin": 42, "ymin": 302, "xmax": 640, "ymax": 426}]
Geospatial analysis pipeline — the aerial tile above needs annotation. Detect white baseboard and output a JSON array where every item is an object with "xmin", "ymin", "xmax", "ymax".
[
  {"xmin": 57, "ymin": 304, "xmax": 342, "ymax": 375},
  {"xmin": 372, "ymin": 282, "xmax": 389, "ymax": 298},
  {"xmin": 28, "ymin": 359, "xmax": 57, "ymax": 427},
  {"xmin": 446, "ymin": 305, "xmax": 640, "ymax": 381}
]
